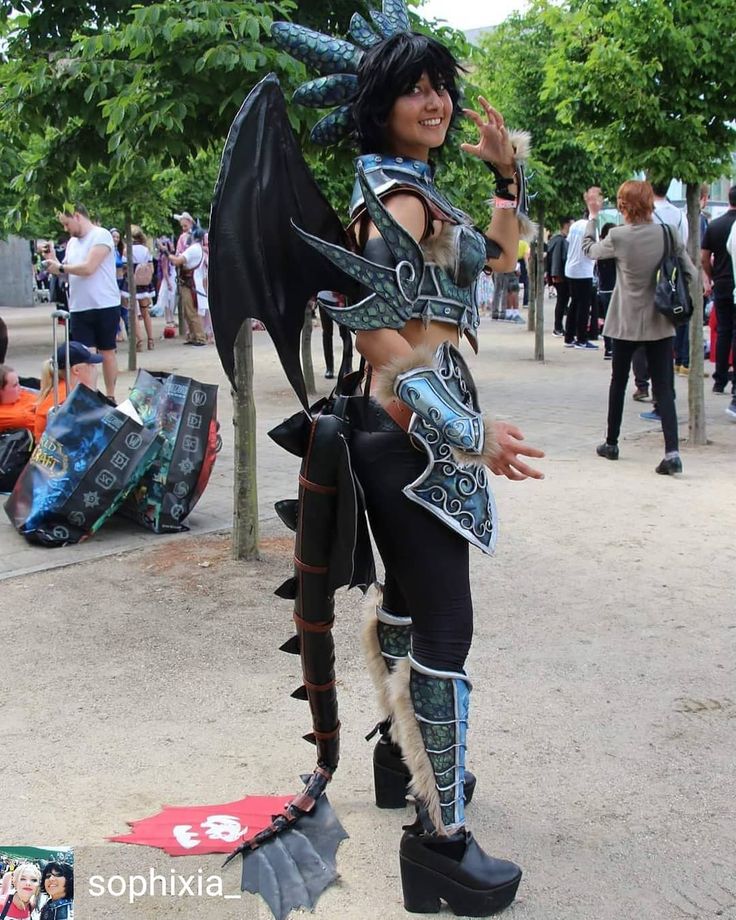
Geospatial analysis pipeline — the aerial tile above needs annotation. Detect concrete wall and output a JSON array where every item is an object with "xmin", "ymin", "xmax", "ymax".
[{"xmin": 0, "ymin": 235, "xmax": 34, "ymax": 307}]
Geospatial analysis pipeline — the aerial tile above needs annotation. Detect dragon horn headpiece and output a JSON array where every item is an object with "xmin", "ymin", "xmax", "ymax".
[{"xmin": 271, "ymin": 0, "xmax": 412, "ymax": 146}]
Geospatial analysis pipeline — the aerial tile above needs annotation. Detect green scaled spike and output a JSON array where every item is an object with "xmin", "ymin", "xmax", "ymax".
[
  {"xmin": 292, "ymin": 223, "xmax": 416, "ymax": 309},
  {"xmin": 319, "ymin": 292, "xmax": 410, "ymax": 332},
  {"xmin": 311, "ymin": 105, "xmax": 354, "ymax": 146},
  {"xmin": 293, "ymin": 74, "xmax": 359, "ymax": 108},
  {"xmin": 370, "ymin": 10, "xmax": 396, "ymax": 38},
  {"xmin": 356, "ymin": 161, "xmax": 424, "ymax": 297},
  {"xmin": 271, "ymin": 22, "xmax": 363, "ymax": 76},
  {"xmin": 349, "ymin": 12, "xmax": 382, "ymax": 47},
  {"xmin": 383, "ymin": 0, "xmax": 411, "ymax": 32}
]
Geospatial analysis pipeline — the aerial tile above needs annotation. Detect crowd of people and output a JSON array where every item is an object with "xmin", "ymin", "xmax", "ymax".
[
  {"xmin": 474, "ymin": 177, "xmax": 736, "ymax": 474},
  {"xmin": 0, "ymin": 860, "xmax": 73, "ymax": 919},
  {"xmin": 29, "ymin": 207, "xmax": 211, "ymax": 389}
]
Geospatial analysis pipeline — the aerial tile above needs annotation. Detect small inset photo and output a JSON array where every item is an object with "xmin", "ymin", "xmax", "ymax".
[{"xmin": 0, "ymin": 847, "xmax": 74, "ymax": 919}]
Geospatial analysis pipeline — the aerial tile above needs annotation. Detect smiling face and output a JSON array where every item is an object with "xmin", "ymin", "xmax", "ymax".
[
  {"xmin": 43, "ymin": 868, "xmax": 67, "ymax": 900},
  {"xmin": 13, "ymin": 865, "xmax": 41, "ymax": 903},
  {"xmin": 383, "ymin": 71, "xmax": 453, "ymax": 161}
]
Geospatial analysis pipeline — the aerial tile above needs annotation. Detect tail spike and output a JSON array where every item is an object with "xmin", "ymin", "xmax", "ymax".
[
  {"xmin": 279, "ymin": 635, "xmax": 301, "ymax": 655},
  {"xmin": 274, "ymin": 577, "xmax": 298, "ymax": 600},
  {"xmin": 275, "ymin": 499, "xmax": 299, "ymax": 532}
]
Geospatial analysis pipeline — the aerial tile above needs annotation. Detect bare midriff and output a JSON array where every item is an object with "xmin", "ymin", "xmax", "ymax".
[{"xmin": 400, "ymin": 316, "xmax": 460, "ymax": 350}]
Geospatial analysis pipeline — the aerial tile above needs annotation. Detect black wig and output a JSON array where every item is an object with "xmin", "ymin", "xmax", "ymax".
[
  {"xmin": 352, "ymin": 32, "xmax": 463, "ymax": 155},
  {"xmin": 41, "ymin": 862, "xmax": 74, "ymax": 900}
]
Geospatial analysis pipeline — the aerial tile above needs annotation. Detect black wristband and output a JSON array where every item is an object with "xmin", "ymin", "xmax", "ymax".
[{"xmin": 484, "ymin": 161, "xmax": 517, "ymax": 201}]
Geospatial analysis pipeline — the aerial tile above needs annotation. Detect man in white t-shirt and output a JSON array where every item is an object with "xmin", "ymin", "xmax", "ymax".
[
  {"xmin": 45, "ymin": 204, "xmax": 121, "ymax": 399},
  {"xmin": 651, "ymin": 180, "xmax": 688, "ymax": 243},
  {"xmin": 563, "ymin": 186, "xmax": 602, "ymax": 350}
]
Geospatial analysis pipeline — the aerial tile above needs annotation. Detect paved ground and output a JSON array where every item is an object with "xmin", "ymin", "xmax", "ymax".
[{"xmin": 1, "ymin": 300, "xmax": 734, "ymax": 920}]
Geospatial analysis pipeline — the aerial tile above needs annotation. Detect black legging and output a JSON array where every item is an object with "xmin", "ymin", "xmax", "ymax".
[
  {"xmin": 607, "ymin": 337, "xmax": 677, "ymax": 452},
  {"xmin": 351, "ymin": 423, "xmax": 473, "ymax": 673}
]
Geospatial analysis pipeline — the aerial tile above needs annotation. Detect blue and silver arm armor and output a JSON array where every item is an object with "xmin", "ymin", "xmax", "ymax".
[
  {"xmin": 375, "ymin": 342, "xmax": 499, "ymax": 554},
  {"xmin": 375, "ymin": 342, "xmax": 498, "ymax": 468}
]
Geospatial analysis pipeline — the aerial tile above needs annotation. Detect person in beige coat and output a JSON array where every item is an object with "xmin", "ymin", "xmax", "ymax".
[{"xmin": 582, "ymin": 180, "xmax": 697, "ymax": 475}]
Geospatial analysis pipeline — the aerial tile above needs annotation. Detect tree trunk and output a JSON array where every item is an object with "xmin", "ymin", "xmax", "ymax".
[
  {"xmin": 302, "ymin": 304, "xmax": 316, "ymax": 396},
  {"xmin": 527, "ymin": 244, "xmax": 535, "ymax": 332},
  {"xmin": 534, "ymin": 208, "xmax": 545, "ymax": 361},
  {"xmin": 232, "ymin": 320, "xmax": 259, "ymax": 560},
  {"xmin": 685, "ymin": 182, "xmax": 706, "ymax": 446},
  {"xmin": 125, "ymin": 216, "xmax": 137, "ymax": 372}
]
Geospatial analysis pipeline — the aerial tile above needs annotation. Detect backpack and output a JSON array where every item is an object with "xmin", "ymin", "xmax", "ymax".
[
  {"xmin": 134, "ymin": 258, "xmax": 153, "ymax": 286},
  {"xmin": 654, "ymin": 224, "xmax": 693, "ymax": 327}
]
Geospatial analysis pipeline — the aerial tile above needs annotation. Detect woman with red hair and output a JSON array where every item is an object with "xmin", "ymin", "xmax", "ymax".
[{"xmin": 584, "ymin": 180, "xmax": 696, "ymax": 475}]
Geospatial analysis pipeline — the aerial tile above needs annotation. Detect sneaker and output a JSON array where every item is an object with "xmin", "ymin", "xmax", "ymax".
[
  {"xmin": 713, "ymin": 383, "xmax": 726, "ymax": 393},
  {"xmin": 678, "ymin": 365, "xmax": 689, "ymax": 376},
  {"xmin": 511, "ymin": 315, "xmax": 525, "ymax": 324},
  {"xmin": 552, "ymin": 329, "xmax": 564, "ymax": 337},
  {"xmin": 639, "ymin": 410, "xmax": 661, "ymax": 422},
  {"xmin": 563, "ymin": 341, "xmax": 576, "ymax": 348},
  {"xmin": 604, "ymin": 352, "xmax": 612, "ymax": 360},
  {"xmin": 632, "ymin": 388, "xmax": 649, "ymax": 402},
  {"xmin": 726, "ymin": 400, "xmax": 736, "ymax": 419},
  {"xmin": 674, "ymin": 364, "xmax": 681, "ymax": 374},
  {"xmin": 655, "ymin": 456, "xmax": 683, "ymax": 475},
  {"xmin": 596, "ymin": 443, "xmax": 619, "ymax": 460},
  {"xmin": 574, "ymin": 341, "xmax": 599, "ymax": 350}
]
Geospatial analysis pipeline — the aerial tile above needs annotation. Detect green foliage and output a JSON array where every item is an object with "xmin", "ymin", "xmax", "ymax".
[
  {"xmin": 0, "ymin": 0, "xmax": 304, "ymax": 232},
  {"xmin": 474, "ymin": 1, "xmax": 627, "ymax": 227},
  {"xmin": 544, "ymin": 0, "xmax": 736, "ymax": 184}
]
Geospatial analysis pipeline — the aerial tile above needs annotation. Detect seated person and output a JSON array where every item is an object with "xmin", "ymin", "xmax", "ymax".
[
  {"xmin": 0, "ymin": 364, "xmax": 37, "ymax": 435},
  {"xmin": 34, "ymin": 342, "xmax": 103, "ymax": 440}
]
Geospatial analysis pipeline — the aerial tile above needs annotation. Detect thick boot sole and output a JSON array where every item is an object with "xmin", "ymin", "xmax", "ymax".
[
  {"xmin": 374, "ymin": 758, "xmax": 477, "ymax": 809},
  {"xmin": 400, "ymin": 853, "xmax": 521, "ymax": 916}
]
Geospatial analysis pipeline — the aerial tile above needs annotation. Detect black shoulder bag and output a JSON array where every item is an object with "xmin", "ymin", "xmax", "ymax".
[{"xmin": 654, "ymin": 223, "xmax": 694, "ymax": 326}]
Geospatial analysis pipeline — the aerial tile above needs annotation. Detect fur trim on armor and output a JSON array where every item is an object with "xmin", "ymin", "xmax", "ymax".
[
  {"xmin": 373, "ymin": 344, "xmax": 436, "ymax": 405},
  {"xmin": 508, "ymin": 129, "xmax": 531, "ymax": 162},
  {"xmin": 450, "ymin": 415, "xmax": 499, "ymax": 468},
  {"xmin": 387, "ymin": 658, "xmax": 446, "ymax": 835},
  {"xmin": 420, "ymin": 223, "xmax": 457, "ymax": 274},
  {"xmin": 517, "ymin": 212, "xmax": 538, "ymax": 243},
  {"xmin": 361, "ymin": 583, "xmax": 391, "ymax": 719}
]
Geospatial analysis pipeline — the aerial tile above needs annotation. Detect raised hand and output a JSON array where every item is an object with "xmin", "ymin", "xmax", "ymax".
[
  {"xmin": 460, "ymin": 96, "xmax": 515, "ymax": 173},
  {"xmin": 489, "ymin": 420, "xmax": 545, "ymax": 481}
]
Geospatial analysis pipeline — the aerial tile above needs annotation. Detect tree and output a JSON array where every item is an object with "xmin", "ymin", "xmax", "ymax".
[
  {"xmin": 474, "ymin": 1, "xmax": 627, "ymax": 359},
  {"xmin": 545, "ymin": 0, "xmax": 736, "ymax": 442}
]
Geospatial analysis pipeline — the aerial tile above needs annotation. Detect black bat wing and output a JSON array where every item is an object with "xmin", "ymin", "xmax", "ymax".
[
  {"xmin": 209, "ymin": 73, "xmax": 360, "ymax": 409},
  {"xmin": 241, "ymin": 795, "xmax": 348, "ymax": 920}
]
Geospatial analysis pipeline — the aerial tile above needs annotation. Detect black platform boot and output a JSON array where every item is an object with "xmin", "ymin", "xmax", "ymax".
[
  {"xmin": 363, "ymin": 591, "xmax": 476, "ymax": 808},
  {"xmin": 389, "ymin": 656, "xmax": 521, "ymax": 917}
]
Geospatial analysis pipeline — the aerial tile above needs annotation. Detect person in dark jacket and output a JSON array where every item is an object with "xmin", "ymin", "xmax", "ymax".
[
  {"xmin": 547, "ymin": 217, "xmax": 572, "ymax": 335},
  {"xmin": 38, "ymin": 863, "xmax": 73, "ymax": 920}
]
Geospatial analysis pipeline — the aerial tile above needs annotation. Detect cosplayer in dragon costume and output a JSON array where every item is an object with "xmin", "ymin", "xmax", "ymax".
[{"xmin": 209, "ymin": 2, "xmax": 545, "ymax": 917}]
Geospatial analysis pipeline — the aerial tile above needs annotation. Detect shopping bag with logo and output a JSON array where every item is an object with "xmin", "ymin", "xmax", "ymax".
[
  {"xmin": 0, "ymin": 428, "xmax": 34, "ymax": 492},
  {"xmin": 123, "ymin": 370, "xmax": 219, "ymax": 532},
  {"xmin": 4, "ymin": 383, "xmax": 162, "ymax": 546}
]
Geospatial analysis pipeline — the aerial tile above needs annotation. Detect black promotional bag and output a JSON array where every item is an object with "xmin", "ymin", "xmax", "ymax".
[
  {"xmin": 4, "ymin": 383, "xmax": 161, "ymax": 546},
  {"xmin": 122, "ymin": 370, "xmax": 219, "ymax": 532},
  {"xmin": 654, "ymin": 224, "xmax": 694, "ymax": 326},
  {"xmin": 0, "ymin": 428, "xmax": 34, "ymax": 492}
]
